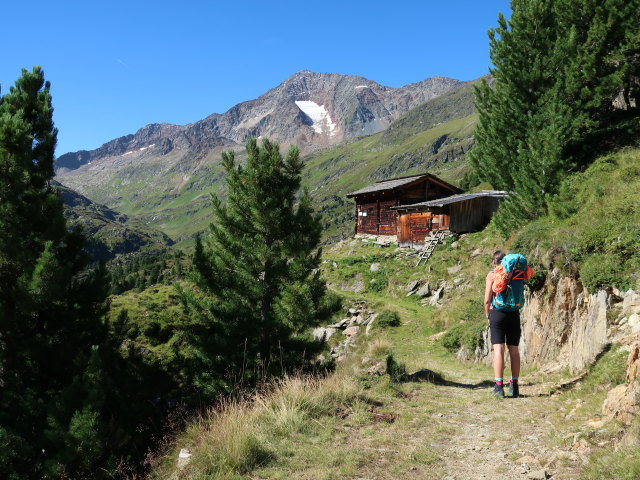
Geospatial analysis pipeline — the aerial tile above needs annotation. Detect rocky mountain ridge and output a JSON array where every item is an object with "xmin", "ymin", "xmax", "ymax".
[{"xmin": 56, "ymin": 71, "xmax": 461, "ymax": 174}]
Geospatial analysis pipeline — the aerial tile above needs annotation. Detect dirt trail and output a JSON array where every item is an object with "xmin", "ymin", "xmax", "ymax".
[{"xmin": 344, "ymin": 365, "xmax": 594, "ymax": 480}]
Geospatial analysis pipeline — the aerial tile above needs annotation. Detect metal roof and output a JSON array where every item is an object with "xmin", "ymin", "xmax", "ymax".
[
  {"xmin": 345, "ymin": 173, "xmax": 460, "ymax": 198},
  {"xmin": 391, "ymin": 190, "xmax": 507, "ymax": 210}
]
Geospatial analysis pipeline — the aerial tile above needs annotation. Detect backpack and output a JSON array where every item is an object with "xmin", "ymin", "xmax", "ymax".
[{"xmin": 491, "ymin": 253, "xmax": 534, "ymax": 311}]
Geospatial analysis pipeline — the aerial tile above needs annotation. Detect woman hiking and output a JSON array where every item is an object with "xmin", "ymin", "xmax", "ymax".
[{"xmin": 484, "ymin": 250, "xmax": 534, "ymax": 398}]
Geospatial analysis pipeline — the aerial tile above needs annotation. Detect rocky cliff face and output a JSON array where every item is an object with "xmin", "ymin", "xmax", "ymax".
[
  {"xmin": 472, "ymin": 276, "xmax": 640, "ymax": 375},
  {"xmin": 55, "ymin": 71, "xmax": 461, "ymax": 175},
  {"xmin": 519, "ymin": 277, "xmax": 609, "ymax": 372}
]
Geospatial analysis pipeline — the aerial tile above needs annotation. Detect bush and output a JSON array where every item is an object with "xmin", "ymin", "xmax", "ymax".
[
  {"xmin": 580, "ymin": 253, "xmax": 628, "ymax": 293},
  {"xmin": 441, "ymin": 321, "xmax": 486, "ymax": 353},
  {"xmin": 368, "ymin": 270, "xmax": 388, "ymax": 292},
  {"xmin": 376, "ymin": 310, "xmax": 400, "ymax": 328}
]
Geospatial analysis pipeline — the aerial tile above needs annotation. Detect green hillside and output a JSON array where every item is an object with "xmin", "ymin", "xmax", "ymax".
[
  {"xmin": 303, "ymin": 113, "xmax": 477, "ymax": 241},
  {"xmin": 56, "ymin": 80, "xmax": 479, "ymax": 251},
  {"xmin": 146, "ymin": 147, "xmax": 640, "ymax": 480},
  {"xmin": 56, "ymin": 181, "xmax": 175, "ymax": 262}
]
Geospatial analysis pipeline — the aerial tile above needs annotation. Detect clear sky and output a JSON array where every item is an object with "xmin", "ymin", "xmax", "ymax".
[{"xmin": 2, "ymin": 0, "xmax": 511, "ymax": 156}]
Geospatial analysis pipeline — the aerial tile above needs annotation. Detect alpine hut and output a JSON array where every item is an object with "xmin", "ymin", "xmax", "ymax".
[
  {"xmin": 346, "ymin": 173, "xmax": 506, "ymax": 247},
  {"xmin": 345, "ymin": 173, "xmax": 462, "ymax": 241}
]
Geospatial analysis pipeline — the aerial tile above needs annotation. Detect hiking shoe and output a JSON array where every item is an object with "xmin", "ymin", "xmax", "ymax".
[
  {"xmin": 509, "ymin": 381, "xmax": 519, "ymax": 398},
  {"xmin": 492, "ymin": 384, "xmax": 505, "ymax": 399}
]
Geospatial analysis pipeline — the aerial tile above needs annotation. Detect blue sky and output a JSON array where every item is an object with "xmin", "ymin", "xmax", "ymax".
[{"xmin": 2, "ymin": 1, "xmax": 511, "ymax": 156}]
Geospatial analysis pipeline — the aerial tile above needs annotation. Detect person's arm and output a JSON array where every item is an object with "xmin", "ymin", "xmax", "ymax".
[{"xmin": 484, "ymin": 272, "xmax": 494, "ymax": 320}]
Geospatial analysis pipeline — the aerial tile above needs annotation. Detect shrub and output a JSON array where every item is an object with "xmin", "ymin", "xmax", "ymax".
[
  {"xmin": 441, "ymin": 321, "xmax": 486, "ymax": 353},
  {"xmin": 376, "ymin": 310, "xmax": 400, "ymax": 328},
  {"xmin": 580, "ymin": 253, "xmax": 628, "ymax": 293},
  {"xmin": 368, "ymin": 270, "xmax": 388, "ymax": 292}
]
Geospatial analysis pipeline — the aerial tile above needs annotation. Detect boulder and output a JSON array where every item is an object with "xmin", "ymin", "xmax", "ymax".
[
  {"xmin": 366, "ymin": 316, "xmax": 377, "ymax": 335},
  {"xmin": 600, "ymin": 341, "xmax": 640, "ymax": 425},
  {"xmin": 367, "ymin": 362, "xmax": 386, "ymax": 376},
  {"xmin": 329, "ymin": 318, "xmax": 349, "ymax": 328},
  {"xmin": 429, "ymin": 287, "xmax": 444, "ymax": 306},
  {"xmin": 622, "ymin": 289, "xmax": 640, "ymax": 315},
  {"xmin": 450, "ymin": 241, "xmax": 459, "ymax": 249},
  {"xmin": 628, "ymin": 313, "xmax": 640, "ymax": 327},
  {"xmin": 312, "ymin": 327, "xmax": 337, "ymax": 342},
  {"xmin": 370, "ymin": 263, "xmax": 381, "ymax": 272},
  {"xmin": 343, "ymin": 326, "xmax": 360, "ymax": 337},
  {"xmin": 177, "ymin": 448, "xmax": 192, "ymax": 469},
  {"xmin": 406, "ymin": 280, "xmax": 420, "ymax": 293},
  {"xmin": 416, "ymin": 282, "xmax": 431, "ymax": 298}
]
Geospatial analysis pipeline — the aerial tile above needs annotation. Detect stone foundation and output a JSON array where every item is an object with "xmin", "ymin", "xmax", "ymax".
[{"xmin": 355, "ymin": 233, "xmax": 398, "ymax": 243}]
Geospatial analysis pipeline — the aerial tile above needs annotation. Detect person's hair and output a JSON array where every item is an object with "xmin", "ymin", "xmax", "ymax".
[{"xmin": 493, "ymin": 250, "xmax": 505, "ymax": 265}]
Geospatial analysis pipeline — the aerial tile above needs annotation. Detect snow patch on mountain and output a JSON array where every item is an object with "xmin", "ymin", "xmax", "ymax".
[{"xmin": 295, "ymin": 101, "xmax": 337, "ymax": 136}]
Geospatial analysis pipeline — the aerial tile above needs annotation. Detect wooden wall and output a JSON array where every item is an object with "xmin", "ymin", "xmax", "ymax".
[
  {"xmin": 397, "ymin": 209, "xmax": 450, "ymax": 247},
  {"xmin": 449, "ymin": 197, "xmax": 500, "ymax": 233},
  {"xmin": 352, "ymin": 179, "xmax": 462, "ymax": 237}
]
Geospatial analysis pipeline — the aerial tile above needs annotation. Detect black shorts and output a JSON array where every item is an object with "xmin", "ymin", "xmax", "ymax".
[{"xmin": 489, "ymin": 309, "xmax": 521, "ymax": 346}]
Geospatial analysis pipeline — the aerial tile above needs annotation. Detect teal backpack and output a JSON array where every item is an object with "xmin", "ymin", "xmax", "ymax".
[{"xmin": 491, "ymin": 253, "xmax": 529, "ymax": 311}]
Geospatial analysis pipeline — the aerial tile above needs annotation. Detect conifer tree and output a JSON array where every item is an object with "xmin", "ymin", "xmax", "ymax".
[
  {"xmin": 0, "ymin": 67, "xmax": 118, "ymax": 479},
  {"xmin": 180, "ymin": 138, "xmax": 331, "ymax": 392},
  {"xmin": 470, "ymin": 0, "xmax": 640, "ymax": 234}
]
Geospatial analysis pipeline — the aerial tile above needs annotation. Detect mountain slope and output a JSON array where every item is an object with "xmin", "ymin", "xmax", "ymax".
[
  {"xmin": 57, "ymin": 182, "xmax": 174, "ymax": 262},
  {"xmin": 56, "ymin": 71, "xmax": 461, "ymax": 175},
  {"xmin": 56, "ymin": 73, "xmax": 478, "ymax": 248}
]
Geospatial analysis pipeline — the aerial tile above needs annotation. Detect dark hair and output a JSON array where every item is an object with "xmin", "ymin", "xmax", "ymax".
[{"xmin": 493, "ymin": 250, "xmax": 505, "ymax": 265}]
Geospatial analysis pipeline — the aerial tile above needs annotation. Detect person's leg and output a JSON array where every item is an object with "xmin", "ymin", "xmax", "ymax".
[
  {"xmin": 493, "ymin": 343, "xmax": 505, "ymax": 379},
  {"xmin": 507, "ymin": 345, "xmax": 520, "ymax": 378}
]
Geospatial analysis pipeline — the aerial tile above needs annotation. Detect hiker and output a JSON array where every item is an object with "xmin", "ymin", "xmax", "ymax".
[{"xmin": 484, "ymin": 251, "xmax": 534, "ymax": 398}]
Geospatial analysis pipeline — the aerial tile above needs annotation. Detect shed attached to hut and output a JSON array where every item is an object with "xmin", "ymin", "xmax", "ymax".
[
  {"xmin": 391, "ymin": 191, "xmax": 506, "ymax": 247},
  {"xmin": 345, "ymin": 173, "xmax": 462, "ymax": 240}
]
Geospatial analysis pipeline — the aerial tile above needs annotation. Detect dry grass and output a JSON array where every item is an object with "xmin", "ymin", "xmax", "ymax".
[
  {"xmin": 152, "ymin": 374, "xmax": 360, "ymax": 479},
  {"xmin": 367, "ymin": 338, "xmax": 393, "ymax": 360}
]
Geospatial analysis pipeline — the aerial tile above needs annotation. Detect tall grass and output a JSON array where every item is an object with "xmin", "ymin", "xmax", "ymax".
[{"xmin": 151, "ymin": 374, "xmax": 360, "ymax": 479}]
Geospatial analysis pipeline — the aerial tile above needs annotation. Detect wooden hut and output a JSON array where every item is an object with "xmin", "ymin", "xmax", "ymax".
[
  {"xmin": 391, "ymin": 191, "xmax": 506, "ymax": 247},
  {"xmin": 345, "ymin": 173, "xmax": 462, "ymax": 239}
]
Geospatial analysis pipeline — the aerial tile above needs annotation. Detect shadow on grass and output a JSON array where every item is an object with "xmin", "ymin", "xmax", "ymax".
[{"xmin": 402, "ymin": 368, "xmax": 494, "ymax": 389}]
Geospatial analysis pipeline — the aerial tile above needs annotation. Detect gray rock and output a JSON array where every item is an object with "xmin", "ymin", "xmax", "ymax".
[
  {"xmin": 343, "ymin": 326, "xmax": 360, "ymax": 336},
  {"xmin": 416, "ymin": 283, "xmax": 431, "ymax": 298},
  {"xmin": 366, "ymin": 316, "xmax": 377, "ymax": 335},
  {"xmin": 406, "ymin": 280, "xmax": 420, "ymax": 293},
  {"xmin": 370, "ymin": 263, "xmax": 381, "ymax": 272},
  {"xmin": 447, "ymin": 264, "xmax": 462, "ymax": 274},
  {"xmin": 450, "ymin": 241, "xmax": 459, "ymax": 249},
  {"xmin": 453, "ymin": 276, "xmax": 465, "ymax": 285},
  {"xmin": 367, "ymin": 362, "xmax": 386, "ymax": 376},
  {"xmin": 329, "ymin": 318, "xmax": 349, "ymax": 328},
  {"xmin": 429, "ymin": 287, "xmax": 444, "ymax": 306},
  {"xmin": 628, "ymin": 313, "xmax": 640, "ymax": 327},
  {"xmin": 312, "ymin": 327, "xmax": 337, "ymax": 342},
  {"xmin": 177, "ymin": 448, "xmax": 192, "ymax": 469}
]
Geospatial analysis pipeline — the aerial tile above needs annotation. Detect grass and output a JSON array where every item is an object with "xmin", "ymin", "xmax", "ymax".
[
  {"xmin": 150, "ymin": 374, "xmax": 363, "ymax": 480},
  {"xmin": 513, "ymin": 147, "xmax": 640, "ymax": 293}
]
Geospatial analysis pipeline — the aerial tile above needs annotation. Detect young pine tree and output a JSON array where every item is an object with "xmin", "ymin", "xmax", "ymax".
[{"xmin": 179, "ymin": 138, "xmax": 331, "ymax": 394}]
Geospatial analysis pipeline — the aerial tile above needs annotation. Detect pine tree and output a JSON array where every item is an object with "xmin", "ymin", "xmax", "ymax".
[
  {"xmin": 470, "ymin": 0, "xmax": 640, "ymax": 235},
  {"xmin": 179, "ymin": 138, "xmax": 331, "ymax": 393},
  {"xmin": 0, "ymin": 67, "xmax": 115, "ymax": 479}
]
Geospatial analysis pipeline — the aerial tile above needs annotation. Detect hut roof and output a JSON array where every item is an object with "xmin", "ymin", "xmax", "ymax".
[
  {"xmin": 391, "ymin": 190, "xmax": 507, "ymax": 210},
  {"xmin": 345, "ymin": 173, "xmax": 461, "ymax": 198}
]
